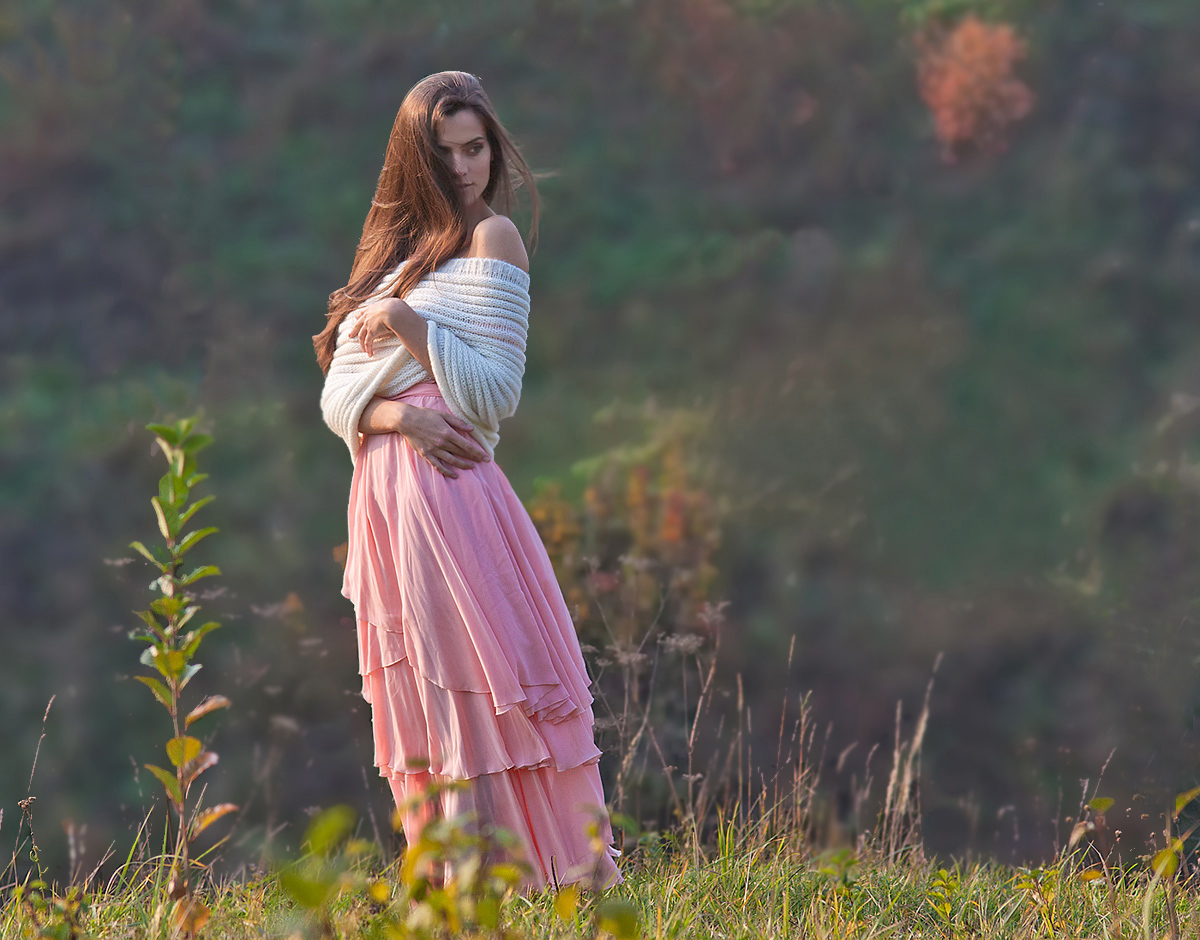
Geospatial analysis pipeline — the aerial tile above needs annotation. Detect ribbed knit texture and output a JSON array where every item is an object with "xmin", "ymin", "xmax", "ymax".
[{"xmin": 320, "ymin": 256, "xmax": 530, "ymax": 460}]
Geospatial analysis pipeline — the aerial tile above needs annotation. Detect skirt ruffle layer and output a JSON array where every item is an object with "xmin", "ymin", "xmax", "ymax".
[{"xmin": 357, "ymin": 617, "xmax": 602, "ymax": 781}]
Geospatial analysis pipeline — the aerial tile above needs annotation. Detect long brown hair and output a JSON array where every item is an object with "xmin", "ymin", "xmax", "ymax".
[{"xmin": 314, "ymin": 71, "xmax": 540, "ymax": 373}]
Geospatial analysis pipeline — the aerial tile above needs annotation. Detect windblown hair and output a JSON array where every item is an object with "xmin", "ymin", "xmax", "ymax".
[{"xmin": 314, "ymin": 71, "xmax": 539, "ymax": 374}]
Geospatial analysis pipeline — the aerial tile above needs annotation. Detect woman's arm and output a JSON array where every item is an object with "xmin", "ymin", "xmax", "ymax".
[
  {"xmin": 358, "ymin": 396, "xmax": 491, "ymax": 478},
  {"xmin": 349, "ymin": 217, "xmax": 527, "ymax": 372}
]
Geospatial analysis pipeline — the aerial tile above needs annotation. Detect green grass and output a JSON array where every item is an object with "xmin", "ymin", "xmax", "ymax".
[{"xmin": 5, "ymin": 835, "xmax": 1200, "ymax": 938}]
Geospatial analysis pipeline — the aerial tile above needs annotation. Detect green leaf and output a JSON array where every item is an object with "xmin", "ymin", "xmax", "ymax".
[
  {"xmin": 178, "ymin": 496, "xmax": 215, "ymax": 527},
  {"xmin": 134, "ymin": 676, "xmax": 172, "ymax": 709},
  {"xmin": 151, "ymin": 497, "xmax": 174, "ymax": 541},
  {"xmin": 146, "ymin": 423, "xmax": 180, "ymax": 446},
  {"xmin": 166, "ymin": 736, "xmax": 203, "ymax": 768},
  {"xmin": 129, "ymin": 541, "xmax": 168, "ymax": 571},
  {"xmin": 182, "ymin": 750, "xmax": 218, "ymax": 788},
  {"xmin": 151, "ymin": 596, "xmax": 184, "ymax": 620},
  {"xmin": 344, "ymin": 838, "xmax": 376, "ymax": 859},
  {"xmin": 477, "ymin": 895, "xmax": 500, "ymax": 929},
  {"xmin": 189, "ymin": 803, "xmax": 237, "ymax": 840},
  {"xmin": 177, "ymin": 527, "xmax": 218, "ymax": 555},
  {"xmin": 182, "ymin": 622, "xmax": 221, "ymax": 658},
  {"xmin": 304, "ymin": 805, "xmax": 356, "ymax": 857},
  {"xmin": 184, "ymin": 473, "xmax": 209, "ymax": 489},
  {"xmin": 595, "ymin": 898, "xmax": 640, "ymax": 939},
  {"xmin": 609, "ymin": 811, "xmax": 640, "ymax": 838},
  {"xmin": 160, "ymin": 474, "xmax": 186, "ymax": 510},
  {"xmin": 144, "ymin": 648, "xmax": 172, "ymax": 677},
  {"xmin": 1152, "ymin": 848, "xmax": 1179, "ymax": 879},
  {"xmin": 178, "ymin": 663, "xmax": 202, "ymax": 690},
  {"xmin": 134, "ymin": 609, "xmax": 162, "ymax": 631},
  {"xmin": 278, "ymin": 868, "xmax": 334, "ymax": 910},
  {"xmin": 145, "ymin": 764, "xmax": 183, "ymax": 806},
  {"xmin": 175, "ymin": 605, "xmax": 200, "ymax": 632},
  {"xmin": 157, "ymin": 650, "xmax": 187, "ymax": 679},
  {"xmin": 181, "ymin": 432, "xmax": 213, "ymax": 455},
  {"xmin": 489, "ymin": 862, "xmax": 525, "ymax": 887},
  {"xmin": 185, "ymin": 695, "xmax": 231, "ymax": 728},
  {"xmin": 1088, "ymin": 797, "xmax": 1114, "ymax": 815},
  {"xmin": 180, "ymin": 565, "xmax": 221, "ymax": 586},
  {"xmin": 1175, "ymin": 787, "xmax": 1200, "ymax": 818},
  {"xmin": 554, "ymin": 884, "xmax": 580, "ymax": 921}
]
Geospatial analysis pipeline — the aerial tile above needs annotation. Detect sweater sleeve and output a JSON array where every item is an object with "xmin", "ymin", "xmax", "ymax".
[
  {"xmin": 320, "ymin": 326, "xmax": 412, "ymax": 461},
  {"xmin": 422, "ymin": 276, "xmax": 530, "ymax": 433}
]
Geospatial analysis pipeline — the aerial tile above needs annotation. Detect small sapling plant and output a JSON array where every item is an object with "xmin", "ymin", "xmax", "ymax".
[{"xmin": 128, "ymin": 418, "xmax": 236, "ymax": 936}]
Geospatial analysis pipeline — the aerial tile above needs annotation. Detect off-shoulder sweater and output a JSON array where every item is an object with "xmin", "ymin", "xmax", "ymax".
[{"xmin": 320, "ymin": 256, "xmax": 530, "ymax": 461}]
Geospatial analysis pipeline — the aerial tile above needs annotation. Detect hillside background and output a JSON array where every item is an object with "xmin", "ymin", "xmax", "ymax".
[{"xmin": 3, "ymin": 0, "xmax": 1200, "ymax": 879}]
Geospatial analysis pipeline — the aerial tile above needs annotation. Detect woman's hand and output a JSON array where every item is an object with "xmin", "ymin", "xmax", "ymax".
[
  {"xmin": 348, "ymin": 297, "xmax": 435, "ymax": 374},
  {"xmin": 348, "ymin": 298, "xmax": 409, "ymax": 358},
  {"xmin": 394, "ymin": 403, "xmax": 491, "ymax": 479}
]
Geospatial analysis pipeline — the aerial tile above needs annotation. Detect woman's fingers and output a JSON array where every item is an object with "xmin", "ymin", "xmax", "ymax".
[
  {"xmin": 445, "ymin": 414, "xmax": 475, "ymax": 435},
  {"xmin": 351, "ymin": 308, "xmax": 394, "ymax": 357},
  {"xmin": 426, "ymin": 453, "xmax": 458, "ymax": 478},
  {"xmin": 396, "ymin": 406, "xmax": 490, "ymax": 475},
  {"xmin": 439, "ymin": 421, "xmax": 490, "ymax": 462},
  {"xmin": 440, "ymin": 432, "xmax": 489, "ymax": 462},
  {"xmin": 439, "ymin": 451, "xmax": 479, "ymax": 470}
]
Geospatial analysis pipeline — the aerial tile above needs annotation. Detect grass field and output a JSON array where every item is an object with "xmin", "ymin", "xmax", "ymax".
[{"xmin": 5, "ymin": 828, "xmax": 1200, "ymax": 939}]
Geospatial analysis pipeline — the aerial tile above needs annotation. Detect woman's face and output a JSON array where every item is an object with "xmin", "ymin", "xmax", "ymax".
[{"xmin": 436, "ymin": 108, "xmax": 491, "ymax": 209}]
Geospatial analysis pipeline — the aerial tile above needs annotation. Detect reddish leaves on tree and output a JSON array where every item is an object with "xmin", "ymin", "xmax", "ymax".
[{"xmin": 915, "ymin": 15, "xmax": 1035, "ymax": 162}]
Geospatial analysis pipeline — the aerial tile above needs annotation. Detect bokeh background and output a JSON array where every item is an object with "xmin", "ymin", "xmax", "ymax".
[{"xmin": 3, "ymin": 0, "xmax": 1200, "ymax": 881}]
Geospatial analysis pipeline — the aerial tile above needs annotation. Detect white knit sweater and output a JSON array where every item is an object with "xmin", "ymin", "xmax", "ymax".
[{"xmin": 320, "ymin": 256, "xmax": 531, "ymax": 461}]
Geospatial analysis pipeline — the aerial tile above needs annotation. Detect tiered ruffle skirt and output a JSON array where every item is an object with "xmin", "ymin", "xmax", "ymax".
[{"xmin": 343, "ymin": 382, "xmax": 621, "ymax": 890}]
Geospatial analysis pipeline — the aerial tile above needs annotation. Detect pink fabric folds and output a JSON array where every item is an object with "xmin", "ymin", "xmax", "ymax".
[{"xmin": 342, "ymin": 381, "xmax": 621, "ymax": 890}]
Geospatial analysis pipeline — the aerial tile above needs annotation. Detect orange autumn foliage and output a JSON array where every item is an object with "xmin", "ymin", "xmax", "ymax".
[
  {"xmin": 915, "ymin": 15, "xmax": 1035, "ymax": 161},
  {"xmin": 527, "ymin": 411, "xmax": 721, "ymax": 648}
]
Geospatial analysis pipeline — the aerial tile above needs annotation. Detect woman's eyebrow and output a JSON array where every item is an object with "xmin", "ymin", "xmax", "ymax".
[{"xmin": 438, "ymin": 136, "xmax": 486, "ymax": 148}]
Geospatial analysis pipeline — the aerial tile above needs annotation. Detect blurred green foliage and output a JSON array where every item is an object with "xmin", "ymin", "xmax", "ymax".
[{"xmin": 2, "ymin": 0, "xmax": 1200, "ymax": 878}]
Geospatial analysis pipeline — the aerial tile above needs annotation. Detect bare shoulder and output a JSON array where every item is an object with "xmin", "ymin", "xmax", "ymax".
[{"xmin": 467, "ymin": 215, "xmax": 529, "ymax": 273}]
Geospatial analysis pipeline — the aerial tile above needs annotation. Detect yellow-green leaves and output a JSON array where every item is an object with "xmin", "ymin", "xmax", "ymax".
[
  {"xmin": 277, "ymin": 868, "xmax": 336, "ymax": 910},
  {"xmin": 189, "ymin": 803, "xmax": 237, "ymax": 840},
  {"xmin": 127, "ymin": 416, "xmax": 236, "ymax": 919},
  {"xmin": 595, "ymin": 898, "xmax": 640, "ymax": 938},
  {"xmin": 554, "ymin": 883, "xmax": 581, "ymax": 921},
  {"xmin": 304, "ymin": 805, "xmax": 356, "ymax": 858},
  {"xmin": 134, "ymin": 676, "xmax": 171, "ymax": 708},
  {"xmin": 1174, "ymin": 786, "xmax": 1200, "ymax": 818},
  {"xmin": 1152, "ymin": 843, "xmax": 1182, "ymax": 879},
  {"xmin": 165, "ymin": 735, "xmax": 202, "ymax": 768},
  {"xmin": 184, "ymin": 694, "xmax": 230, "ymax": 728},
  {"xmin": 145, "ymin": 764, "xmax": 183, "ymax": 807}
]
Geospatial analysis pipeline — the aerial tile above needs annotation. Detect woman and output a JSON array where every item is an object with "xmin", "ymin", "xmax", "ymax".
[{"xmin": 314, "ymin": 71, "xmax": 621, "ymax": 891}]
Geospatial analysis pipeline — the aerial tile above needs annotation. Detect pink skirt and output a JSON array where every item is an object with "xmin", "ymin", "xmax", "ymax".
[{"xmin": 342, "ymin": 381, "xmax": 621, "ymax": 890}]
